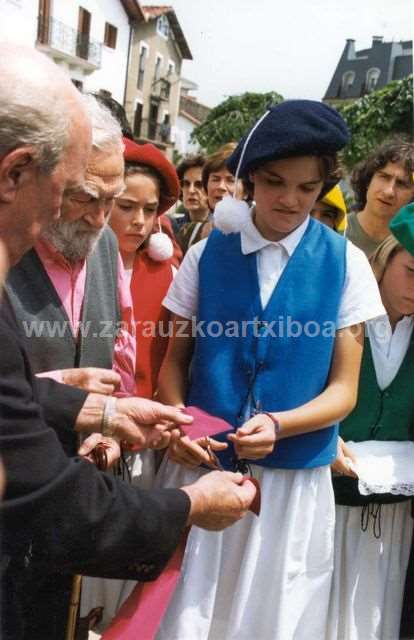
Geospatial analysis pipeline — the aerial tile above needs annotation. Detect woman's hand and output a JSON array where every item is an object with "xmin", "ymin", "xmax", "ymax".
[
  {"xmin": 228, "ymin": 413, "xmax": 277, "ymax": 460},
  {"xmin": 331, "ymin": 436, "xmax": 357, "ymax": 477},
  {"xmin": 168, "ymin": 431, "xmax": 228, "ymax": 469}
]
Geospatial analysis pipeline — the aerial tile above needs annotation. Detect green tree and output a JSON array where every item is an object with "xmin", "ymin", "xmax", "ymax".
[
  {"xmin": 337, "ymin": 75, "xmax": 413, "ymax": 170},
  {"xmin": 191, "ymin": 91, "xmax": 283, "ymax": 154}
]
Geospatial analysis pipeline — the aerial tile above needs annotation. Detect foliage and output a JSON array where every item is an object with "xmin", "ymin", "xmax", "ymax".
[
  {"xmin": 172, "ymin": 148, "xmax": 183, "ymax": 166},
  {"xmin": 191, "ymin": 91, "xmax": 284, "ymax": 154},
  {"xmin": 337, "ymin": 75, "xmax": 413, "ymax": 170}
]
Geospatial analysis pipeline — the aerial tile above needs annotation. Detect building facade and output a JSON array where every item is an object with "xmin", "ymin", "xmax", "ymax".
[
  {"xmin": 124, "ymin": 5, "xmax": 192, "ymax": 153},
  {"xmin": 324, "ymin": 36, "xmax": 413, "ymax": 104},
  {"xmin": 0, "ymin": 0, "xmax": 143, "ymax": 103},
  {"xmin": 175, "ymin": 78, "xmax": 211, "ymax": 156}
]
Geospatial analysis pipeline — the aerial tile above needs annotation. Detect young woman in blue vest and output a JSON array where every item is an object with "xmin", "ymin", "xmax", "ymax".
[
  {"xmin": 328, "ymin": 203, "xmax": 414, "ymax": 640},
  {"xmin": 155, "ymin": 101, "xmax": 385, "ymax": 640}
]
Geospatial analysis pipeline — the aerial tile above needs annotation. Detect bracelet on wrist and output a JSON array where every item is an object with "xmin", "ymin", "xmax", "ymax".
[
  {"xmin": 101, "ymin": 396, "xmax": 117, "ymax": 437},
  {"xmin": 263, "ymin": 412, "xmax": 280, "ymax": 435}
]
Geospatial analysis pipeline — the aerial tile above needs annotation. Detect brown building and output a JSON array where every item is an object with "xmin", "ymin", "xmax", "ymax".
[{"xmin": 124, "ymin": 5, "xmax": 192, "ymax": 153}]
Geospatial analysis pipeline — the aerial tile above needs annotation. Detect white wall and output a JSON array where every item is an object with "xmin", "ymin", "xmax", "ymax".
[
  {"xmin": 0, "ymin": 0, "xmax": 38, "ymax": 46},
  {"xmin": 175, "ymin": 114, "xmax": 201, "ymax": 155},
  {"xmin": 0, "ymin": 0, "xmax": 130, "ymax": 103},
  {"xmin": 72, "ymin": 0, "xmax": 131, "ymax": 103}
]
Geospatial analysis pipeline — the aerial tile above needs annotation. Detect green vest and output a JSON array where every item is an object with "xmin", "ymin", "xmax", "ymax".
[
  {"xmin": 340, "ymin": 336, "xmax": 414, "ymax": 442},
  {"xmin": 334, "ymin": 334, "xmax": 414, "ymax": 506}
]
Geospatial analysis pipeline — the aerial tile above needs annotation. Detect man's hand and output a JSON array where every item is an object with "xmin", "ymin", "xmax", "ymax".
[
  {"xmin": 182, "ymin": 470, "xmax": 257, "ymax": 530},
  {"xmin": 62, "ymin": 367, "xmax": 121, "ymax": 395},
  {"xmin": 78, "ymin": 433, "xmax": 121, "ymax": 469},
  {"xmin": 227, "ymin": 413, "xmax": 277, "ymax": 460},
  {"xmin": 168, "ymin": 431, "xmax": 228, "ymax": 468},
  {"xmin": 75, "ymin": 395, "xmax": 193, "ymax": 449},
  {"xmin": 111, "ymin": 398, "xmax": 193, "ymax": 449},
  {"xmin": 331, "ymin": 437, "xmax": 357, "ymax": 477}
]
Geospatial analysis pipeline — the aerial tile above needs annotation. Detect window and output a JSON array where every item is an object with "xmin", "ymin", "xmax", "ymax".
[
  {"xmin": 154, "ymin": 54, "xmax": 163, "ymax": 82},
  {"xmin": 134, "ymin": 102, "xmax": 143, "ymax": 137},
  {"xmin": 104, "ymin": 22, "xmax": 117, "ymax": 49},
  {"xmin": 37, "ymin": 0, "xmax": 51, "ymax": 44},
  {"xmin": 366, "ymin": 68, "xmax": 380, "ymax": 92},
  {"xmin": 167, "ymin": 61, "xmax": 175, "ymax": 77},
  {"xmin": 77, "ymin": 7, "xmax": 91, "ymax": 60},
  {"xmin": 160, "ymin": 79, "xmax": 170, "ymax": 100},
  {"xmin": 156, "ymin": 14, "xmax": 169, "ymax": 39},
  {"xmin": 342, "ymin": 71, "xmax": 355, "ymax": 94},
  {"xmin": 137, "ymin": 44, "xmax": 148, "ymax": 90}
]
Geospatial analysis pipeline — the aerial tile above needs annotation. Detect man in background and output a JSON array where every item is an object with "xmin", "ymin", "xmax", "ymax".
[{"xmin": 348, "ymin": 140, "xmax": 414, "ymax": 257}]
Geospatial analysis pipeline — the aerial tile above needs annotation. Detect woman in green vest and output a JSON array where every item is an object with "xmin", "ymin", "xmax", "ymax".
[{"xmin": 328, "ymin": 203, "xmax": 414, "ymax": 640}]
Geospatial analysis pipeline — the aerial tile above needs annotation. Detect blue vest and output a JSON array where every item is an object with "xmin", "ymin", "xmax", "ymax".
[{"xmin": 188, "ymin": 218, "xmax": 347, "ymax": 469}]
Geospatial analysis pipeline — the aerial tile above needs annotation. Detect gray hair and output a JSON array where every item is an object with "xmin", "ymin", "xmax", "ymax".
[
  {"xmin": 82, "ymin": 94, "xmax": 123, "ymax": 153},
  {"xmin": 0, "ymin": 85, "xmax": 70, "ymax": 175}
]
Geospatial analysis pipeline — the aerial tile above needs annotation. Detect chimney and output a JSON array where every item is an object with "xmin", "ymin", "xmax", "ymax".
[
  {"xmin": 345, "ymin": 38, "xmax": 356, "ymax": 60},
  {"xmin": 372, "ymin": 35, "xmax": 384, "ymax": 46}
]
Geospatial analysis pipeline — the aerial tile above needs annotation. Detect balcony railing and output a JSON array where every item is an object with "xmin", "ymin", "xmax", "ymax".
[
  {"xmin": 37, "ymin": 15, "xmax": 102, "ymax": 68},
  {"xmin": 138, "ymin": 119, "xmax": 171, "ymax": 144},
  {"xmin": 151, "ymin": 78, "xmax": 171, "ymax": 101}
]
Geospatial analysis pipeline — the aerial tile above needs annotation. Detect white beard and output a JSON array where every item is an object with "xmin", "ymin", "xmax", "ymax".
[{"xmin": 42, "ymin": 218, "xmax": 105, "ymax": 263}]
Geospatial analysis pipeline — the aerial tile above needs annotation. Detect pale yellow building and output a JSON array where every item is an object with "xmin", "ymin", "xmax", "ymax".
[{"xmin": 125, "ymin": 5, "xmax": 192, "ymax": 154}]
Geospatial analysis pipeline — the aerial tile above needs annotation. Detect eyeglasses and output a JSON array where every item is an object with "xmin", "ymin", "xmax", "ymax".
[{"xmin": 181, "ymin": 180, "xmax": 204, "ymax": 190}]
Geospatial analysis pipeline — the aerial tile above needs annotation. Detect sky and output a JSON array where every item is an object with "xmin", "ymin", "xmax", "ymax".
[{"xmin": 150, "ymin": 0, "xmax": 413, "ymax": 108}]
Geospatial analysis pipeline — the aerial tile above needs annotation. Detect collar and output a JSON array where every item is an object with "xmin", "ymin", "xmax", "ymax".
[
  {"xmin": 35, "ymin": 238, "xmax": 85, "ymax": 271},
  {"xmin": 240, "ymin": 209, "xmax": 310, "ymax": 256},
  {"xmin": 367, "ymin": 314, "xmax": 414, "ymax": 338}
]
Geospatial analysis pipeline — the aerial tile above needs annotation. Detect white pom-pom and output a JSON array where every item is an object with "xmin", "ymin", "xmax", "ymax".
[
  {"xmin": 213, "ymin": 195, "xmax": 251, "ymax": 235},
  {"xmin": 147, "ymin": 232, "xmax": 174, "ymax": 261}
]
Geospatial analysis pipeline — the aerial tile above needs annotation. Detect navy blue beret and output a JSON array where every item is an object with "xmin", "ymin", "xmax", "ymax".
[{"xmin": 227, "ymin": 100, "xmax": 350, "ymax": 178}]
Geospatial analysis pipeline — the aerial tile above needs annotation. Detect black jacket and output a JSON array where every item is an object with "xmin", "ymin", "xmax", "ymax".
[{"xmin": 0, "ymin": 301, "xmax": 190, "ymax": 639}]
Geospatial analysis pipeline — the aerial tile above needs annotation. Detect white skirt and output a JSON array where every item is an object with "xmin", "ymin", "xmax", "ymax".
[
  {"xmin": 80, "ymin": 450, "xmax": 156, "ymax": 630},
  {"xmin": 327, "ymin": 501, "xmax": 413, "ymax": 640},
  {"xmin": 154, "ymin": 459, "xmax": 335, "ymax": 640}
]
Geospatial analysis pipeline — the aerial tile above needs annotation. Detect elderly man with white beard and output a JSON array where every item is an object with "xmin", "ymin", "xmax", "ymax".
[{"xmin": 6, "ymin": 96, "xmax": 136, "ymax": 412}]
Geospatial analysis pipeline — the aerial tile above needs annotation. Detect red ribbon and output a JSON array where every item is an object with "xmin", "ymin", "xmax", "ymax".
[{"xmin": 102, "ymin": 406, "xmax": 260, "ymax": 639}]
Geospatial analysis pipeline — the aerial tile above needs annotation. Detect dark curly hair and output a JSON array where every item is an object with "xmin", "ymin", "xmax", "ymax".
[
  {"xmin": 351, "ymin": 139, "xmax": 414, "ymax": 210},
  {"xmin": 202, "ymin": 143, "xmax": 237, "ymax": 191},
  {"xmin": 176, "ymin": 153, "xmax": 206, "ymax": 183}
]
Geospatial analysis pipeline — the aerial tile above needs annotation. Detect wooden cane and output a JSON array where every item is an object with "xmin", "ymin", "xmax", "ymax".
[
  {"xmin": 65, "ymin": 443, "xmax": 109, "ymax": 640},
  {"xmin": 65, "ymin": 574, "xmax": 83, "ymax": 640}
]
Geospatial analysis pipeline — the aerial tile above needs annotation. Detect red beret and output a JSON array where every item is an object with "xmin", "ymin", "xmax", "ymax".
[{"xmin": 123, "ymin": 137, "xmax": 180, "ymax": 215}]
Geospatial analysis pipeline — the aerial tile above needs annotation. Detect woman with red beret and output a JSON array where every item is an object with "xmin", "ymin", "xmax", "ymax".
[
  {"xmin": 80, "ymin": 140, "xmax": 181, "ymax": 634},
  {"xmin": 110, "ymin": 137, "xmax": 180, "ymax": 399}
]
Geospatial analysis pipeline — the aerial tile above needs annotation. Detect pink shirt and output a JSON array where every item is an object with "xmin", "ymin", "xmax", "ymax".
[{"xmin": 35, "ymin": 237, "xmax": 136, "ymax": 395}]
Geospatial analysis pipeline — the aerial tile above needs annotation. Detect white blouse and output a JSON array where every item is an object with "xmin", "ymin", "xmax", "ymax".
[{"xmin": 164, "ymin": 214, "xmax": 385, "ymax": 330}]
